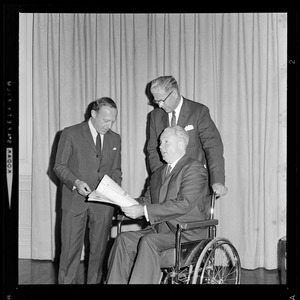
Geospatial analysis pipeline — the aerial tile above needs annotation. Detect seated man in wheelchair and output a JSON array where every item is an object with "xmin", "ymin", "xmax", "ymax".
[{"xmin": 106, "ymin": 126, "xmax": 224, "ymax": 284}]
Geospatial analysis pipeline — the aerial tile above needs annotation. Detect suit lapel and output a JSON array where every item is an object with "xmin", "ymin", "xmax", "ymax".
[
  {"xmin": 155, "ymin": 165, "xmax": 167, "ymax": 203},
  {"xmin": 159, "ymin": 178, "xmax": 170, "ymax": 203},
  {"xmin": 102, "ymin": 130, "xmax": 111, "ymax": 157},
  {"xmin": 177, "ymin": 98, "xmax": 190, "ymax": 128},
  {"xmin": 160, "ymin": 164, "xmax": 168, "ymax": 183},
  {"xmin": 159, "ymin": 110, "xmax": 169, "ymax": 130},
  {"xmin": 173, "ymin": 155, "xmax": 188, "ymax": 172},
  {"xmin": 158, "ymin": 156, "xmax": 189, "ymax": 203},
  {"xmin": 82, "ymin": 122, "xmax": 97, "ymax": 154}
]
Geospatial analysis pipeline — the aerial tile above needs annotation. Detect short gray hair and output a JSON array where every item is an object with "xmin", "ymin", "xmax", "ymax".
[
  {"xmin": 164, "ymin": 126, "xmax": 189, "ymax": 149},
  {"xmin": 150, "ymin": 76, "xmax": 179, "ymax": 94}
]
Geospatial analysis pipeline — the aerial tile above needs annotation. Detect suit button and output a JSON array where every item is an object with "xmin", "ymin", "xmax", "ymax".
[
  {"xmin": 96, "ymin": 154, "xmax": 99, "ymax": 158},
  {"xmin": 98, "ymin": 169, "xmax": 100, "ymax": 173}
]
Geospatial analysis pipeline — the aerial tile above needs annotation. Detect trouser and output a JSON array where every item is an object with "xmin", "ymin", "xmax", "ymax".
[
  {"xmin": 58, "ymin": 203, "xmax": 114, "ymax": 284},
  {"xmin": 106, "ymin": 226, "xmax": 177, "ymax": 284}
]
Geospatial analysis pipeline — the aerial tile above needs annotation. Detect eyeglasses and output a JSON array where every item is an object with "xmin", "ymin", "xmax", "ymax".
[{"xmin": 154, "ymin": 90, "xmax": 173, "ymax": 105}]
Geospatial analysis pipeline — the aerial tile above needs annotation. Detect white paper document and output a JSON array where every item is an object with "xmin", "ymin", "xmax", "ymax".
[{"xmin": 88, "ymin": 175, "xmax": 139, "ymax": 207}]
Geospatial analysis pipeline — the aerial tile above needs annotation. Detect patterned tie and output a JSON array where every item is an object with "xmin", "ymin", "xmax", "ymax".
[
  {"xmin": 166, "ymin": 164, "xmax": 172, "ymax": 177},
  {"xmin": 96, "ymin": 133, "xmax": 101, "ymax": 155},
  {"xmin": 171, "ymin": 111, "xmax": 176, "ymax": 127}
]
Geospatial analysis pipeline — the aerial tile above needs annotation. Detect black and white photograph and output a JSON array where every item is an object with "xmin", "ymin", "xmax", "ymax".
[{"xmin": 3, "ymin": 4, "xmax": 299, "ymax": 299}]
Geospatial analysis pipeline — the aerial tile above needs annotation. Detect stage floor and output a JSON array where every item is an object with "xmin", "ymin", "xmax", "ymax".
[{"xmin": 18, "ymin": 258, "xmax": 280, "ymax": 285}]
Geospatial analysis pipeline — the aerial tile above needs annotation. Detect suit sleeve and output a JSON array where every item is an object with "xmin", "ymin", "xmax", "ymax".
[
  {"xmin": 197, "ymin": 106, "xmax": 225, "ymax": 185},
  {"xmin": 146, "ymin": 162, "xmax": 207, "ymax": 224},
  {"xmin": 53, "ymin": 129, "xmax": 78, "ymax": 191},
  {"xmin": 136, "ymin": 186, "xmax": 151, "ymax": 206},
  {"xmin": 147, "ymin": 112, "xmax": 164, "ymax": 173},
  {"xmin": 111, "ymin": 135, "xmax": 122, "ymax": 186}
]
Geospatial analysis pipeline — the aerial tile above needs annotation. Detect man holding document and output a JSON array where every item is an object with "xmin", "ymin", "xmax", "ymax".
[
  {"xmin": 88, "ymin": 174, "xmax": 138, "ymax": 207},
  {"xmin": 54, "ymin": 97, "xmax": 121, "ymax": 284},
  {"xmin": 106, "ymin": 126, "xmax": 210, "ymax": 284}
]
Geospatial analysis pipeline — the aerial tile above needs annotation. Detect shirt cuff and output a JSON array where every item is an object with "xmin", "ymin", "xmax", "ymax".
[{"xmin": 143, "ymin": 205, "xmax": 149, "ymax": 222}]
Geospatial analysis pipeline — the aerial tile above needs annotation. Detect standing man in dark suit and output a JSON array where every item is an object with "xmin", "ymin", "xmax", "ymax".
[
  {"xmin": 148, "ymin": 75, "xmax": 227, "ymax": 198},
  {"xmin": 54, "ymin": 97, "xmax": 122, "ymax": 284},
  {"xmin": 106, "ymin": 126, "xmax": 209, "ymax": 284}
]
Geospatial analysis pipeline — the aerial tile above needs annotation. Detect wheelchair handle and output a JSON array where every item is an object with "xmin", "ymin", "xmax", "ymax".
[{"xmin": 209, "ymin": 193, "xmax": 218, "ymax": 220}]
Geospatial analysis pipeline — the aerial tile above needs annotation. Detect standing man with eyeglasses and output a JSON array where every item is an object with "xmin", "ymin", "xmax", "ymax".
[{"xmin": 148, "ymin": 75, "xmax": 227, "ymax": 198}]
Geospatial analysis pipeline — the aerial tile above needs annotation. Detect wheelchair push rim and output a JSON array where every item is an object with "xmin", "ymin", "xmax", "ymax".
[{"xmin": 192, "ymin": 237, "xmax": 241, "ymax": 284}]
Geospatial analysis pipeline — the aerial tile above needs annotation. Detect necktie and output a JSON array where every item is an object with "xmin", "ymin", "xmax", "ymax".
[
  {"xmin": 166, "ymin": 164, "xmax": 172, "ymax": 177},
  {"xmin": 171, "ymin": 111, "xmax": 176, "ymax": 127},
  {"xmin": 96, "ymin": 133, "xmax": 101, "ymax": 154}
]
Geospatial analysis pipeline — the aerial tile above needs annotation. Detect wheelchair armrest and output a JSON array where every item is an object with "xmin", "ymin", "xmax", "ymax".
[
  {"xmin": 117, "ymin": 213, "xmax": 128, "ymax": 221},
  {"xmin": 117, "ymin": 213, "xmax": 144, "ymax": 222},
  {"xmin": 178, "ymin": 219, "xmax": 218, "ymax": 231},
  {"xmin": 116, "ymin": 213, "xmax": 147, "ymax": 235}
]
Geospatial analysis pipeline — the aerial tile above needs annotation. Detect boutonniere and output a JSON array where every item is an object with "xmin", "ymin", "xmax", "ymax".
[{"xmin": 184, "ymin": 125, "xmax": 194, "ymax": 131}]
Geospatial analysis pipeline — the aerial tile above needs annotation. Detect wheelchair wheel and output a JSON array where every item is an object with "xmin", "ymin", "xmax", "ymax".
[
  {"xmin": 160, "ymin": 266, "xmax": 193, "ymax": 284},
  {"xmin": 191, "ymin": 237, "xmax": 241, "ymax": 284},
  {"xmin": 160, "ymin": 269, "xmax": 175, "ymax": 284}
]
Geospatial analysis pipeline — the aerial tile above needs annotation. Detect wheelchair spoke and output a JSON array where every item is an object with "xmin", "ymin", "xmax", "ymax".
[
  {"xmin": 199, "ymin": 240, "xmax": 240, "ymax": 284},
  {"xmin": 162, "ymin": 238, "xmax": 241, "ymax": 285}
]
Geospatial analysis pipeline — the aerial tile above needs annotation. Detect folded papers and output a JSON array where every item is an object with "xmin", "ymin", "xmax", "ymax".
[{"xmin": 88, "ymin": 175, "xmax": 138, "ymax": 207}]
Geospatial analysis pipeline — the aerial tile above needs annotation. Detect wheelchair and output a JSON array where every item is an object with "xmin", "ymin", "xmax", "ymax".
[{"xmin": 117, "ymin": 193, "xmax": 241, "ymax": 284}]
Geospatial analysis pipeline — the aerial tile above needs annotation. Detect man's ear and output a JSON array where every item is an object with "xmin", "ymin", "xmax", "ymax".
[
  {"xmin": 174, "ymin": 89, "xmax": 180, "ymax": 99},
  {"xmin": 91, "ymin": 109, "xmax": 96, "ymax": 119},
  {"xmin": 178, "ymin": 140, "xmax": 185, "ymax": 151}
]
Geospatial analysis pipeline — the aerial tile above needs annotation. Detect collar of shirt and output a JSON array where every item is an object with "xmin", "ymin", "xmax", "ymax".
[
  {"xmin": 88, "ymin": 118, "xmax": 103, "ymax": 144},
  {"xmin": 144, "ymin": 154, "xmax": 184, "ymax": 223},
  {"xmin": 168, "ymin": 154, "xmax": 184, "ymax": 172},
  {"xmin": 168, "ymin": 96, "xmax": 183, "ymax": 126}
]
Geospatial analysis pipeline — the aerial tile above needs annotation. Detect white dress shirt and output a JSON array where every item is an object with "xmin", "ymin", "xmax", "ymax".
[
  {"xmin": 88, "ymin": 118, "xmax": 103, "ymax": 147},
  {"xmin": 168, "ymin": 96, "xmax": 183, "ymax": 126}
]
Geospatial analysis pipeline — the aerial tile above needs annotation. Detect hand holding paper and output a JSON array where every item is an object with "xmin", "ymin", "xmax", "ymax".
[
  {"xmin": 75, "ymin": 179, "xmax": 91, "ymax": 197},
  {"xmin": 88, "ymin": 175, "xmax": 139, "ymax": 207},
  {"xmin": 121, "ymin": 205, "xmax": 144, "ymax": 219}
]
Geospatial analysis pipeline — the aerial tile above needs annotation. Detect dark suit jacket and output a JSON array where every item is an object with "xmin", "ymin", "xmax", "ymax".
[
  {"xmin": 54, "ymin": 121, "xmax": 122, "ymax": 213},
  {"xmin": 139, "ymin": 155, "xmax": 210, "ymax": 241},
  {"xmin": 147, "ymin": 97, "xmax": 225, "ymax": 186}
]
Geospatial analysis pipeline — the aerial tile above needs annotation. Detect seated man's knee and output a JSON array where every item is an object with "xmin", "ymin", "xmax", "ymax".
[
  {"xmin": 114, "ymin": 231, "xmax": 139, "ymax": 253},
  {"xmin": 138, "ymin": 234, "xmax": 158, "ymax": 251},
  {"xmin": 115, "ymin": 232, "xmax": 128, "ymax": 245}
]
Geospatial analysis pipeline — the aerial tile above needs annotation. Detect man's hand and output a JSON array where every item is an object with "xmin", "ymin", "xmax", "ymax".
[
  {"xmin": 212, "ymin": 183, "xmax": 228, "ymax": 198},
  {"xmin": 121, "ymin": 204, "xmax": 145, "ymax": 219},
  {"xmin": 74, "ymin": 179, "xmax": 91, "ymax": 197}
]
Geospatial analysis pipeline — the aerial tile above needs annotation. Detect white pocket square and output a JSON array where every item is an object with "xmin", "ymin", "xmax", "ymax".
[
  {"xmin": 112, "ymin": 147, "xmax": 117, "ymax": 150},
  {"xmin": 184, "ymin": 125, "xmax": 194, "ymax": 131}
]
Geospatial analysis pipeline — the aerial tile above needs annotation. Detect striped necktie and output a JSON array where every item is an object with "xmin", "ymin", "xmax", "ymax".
[
  {"xmin": 171, "ymin": 111, "xmax": 176, "ymax": 127},
  {"xmin": 166, "ymin": 164, "xmax": 172, "ymax": 177}
]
